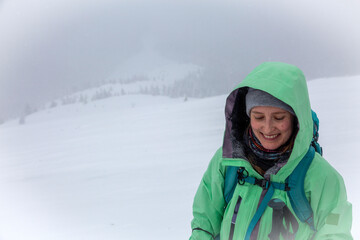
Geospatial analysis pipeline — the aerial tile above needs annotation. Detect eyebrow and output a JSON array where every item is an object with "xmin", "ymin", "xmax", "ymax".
[{"xmin": 251, "ymin": 111, "xmax": 287, "ymax": 114}]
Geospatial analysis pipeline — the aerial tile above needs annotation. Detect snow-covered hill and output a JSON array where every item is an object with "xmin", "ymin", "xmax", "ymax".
[
  {"xmin": 0, "ymin": 75, "xmax": 359, "ymax": 239},
  {"xmin": 44, "ymin": 50, "xmax": 203, "ymax": 110}
]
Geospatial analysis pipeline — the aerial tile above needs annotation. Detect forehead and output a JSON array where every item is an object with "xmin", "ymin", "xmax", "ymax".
[{"xmin": 251, "ymin": 106, "xmax": 289, "ymax": 114}]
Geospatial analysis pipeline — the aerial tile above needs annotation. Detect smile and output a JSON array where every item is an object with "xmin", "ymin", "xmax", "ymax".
[{"xmin": 262, "ymin": 134, "xmax": 279, "ymax": 139}]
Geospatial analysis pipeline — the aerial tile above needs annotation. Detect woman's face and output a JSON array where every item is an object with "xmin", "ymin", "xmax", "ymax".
[{"xmin": 250, "ymin": 106, "xmax": 294, "ymax": 150}]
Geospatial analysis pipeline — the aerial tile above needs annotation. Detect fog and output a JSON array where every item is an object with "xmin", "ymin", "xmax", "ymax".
[{"xmin": 1, "ymin": 0, "xmax": 360, "ymax": 120}]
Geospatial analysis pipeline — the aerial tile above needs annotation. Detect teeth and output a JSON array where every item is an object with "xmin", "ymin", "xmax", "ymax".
[{"xmin": 263, "ymin": 134, "xmax": 278, "ymax": 139}]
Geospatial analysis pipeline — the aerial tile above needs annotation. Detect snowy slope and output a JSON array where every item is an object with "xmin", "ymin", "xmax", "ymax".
[
  {"xmin": 50, "ymin": 50, "xmax": 203, "ymax": 107},
  {"xmin": 0, "ymin": 76, "xmax": 359, "ymax": 239}
]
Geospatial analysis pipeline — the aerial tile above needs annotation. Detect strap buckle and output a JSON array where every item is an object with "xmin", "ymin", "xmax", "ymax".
[
  {"xmin": 237, "ymin": 167, "xmax": 249, "ymax": 185},
  {"xmin": 254, "ymin": 178, "xmax": 270, "ymax": 189}
]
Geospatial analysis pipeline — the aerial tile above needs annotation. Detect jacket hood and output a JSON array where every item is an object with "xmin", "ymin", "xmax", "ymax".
[{"xmin": 222, "ymin": 62, "xmax": 313, "ymax": 181}]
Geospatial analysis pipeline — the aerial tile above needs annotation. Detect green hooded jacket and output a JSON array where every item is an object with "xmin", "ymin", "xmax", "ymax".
[{"xmin": 190, "ymin": 62, "xmax": 352, "ymax": 240}]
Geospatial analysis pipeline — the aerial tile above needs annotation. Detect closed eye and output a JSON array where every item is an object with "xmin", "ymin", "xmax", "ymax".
[
  {"xmin": 274, "ymin": 116, "xmax": 285, "ymax": 120},
  {"xmin": 254, "ymin": 116, "xmax": 264, "ymax": 120}
]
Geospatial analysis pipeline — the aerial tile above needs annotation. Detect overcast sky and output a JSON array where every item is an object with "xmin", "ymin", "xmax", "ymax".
[{"xmin": 1, "ymin": 0, "xmax": 360, "ymax": 119}]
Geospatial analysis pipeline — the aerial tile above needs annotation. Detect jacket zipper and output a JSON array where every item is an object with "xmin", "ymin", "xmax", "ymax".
[{"xmin": 229, "ymin": 195, "xmax": 242, "ymax": 240}]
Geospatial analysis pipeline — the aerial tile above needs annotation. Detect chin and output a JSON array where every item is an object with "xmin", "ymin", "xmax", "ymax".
[{"xmin": 261, "ymin": 142, "xmax": 282, "ymax": 150}]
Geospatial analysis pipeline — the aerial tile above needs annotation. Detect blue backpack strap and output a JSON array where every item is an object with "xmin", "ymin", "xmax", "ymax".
[
  {"xmin": 286, "ymin": 146, "xmax": 316, "ymax": 231},
  {"xmin": 224, "ymin": 166, "xmax": 239, "ymax": 204},
  {"xmin": 237, "ymin": 170, "xmax": 288, "ymax": 240},
  {"xmin": 223, "ymin": 163, "xmax": 288, "ymax": 205},
  {"xmin": 220, "ymin": 166, "xmax": 240, "ymax": 240}
]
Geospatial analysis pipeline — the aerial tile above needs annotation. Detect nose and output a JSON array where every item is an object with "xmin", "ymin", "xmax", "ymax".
[{"xmin": 263, "ymin": 119, "xmax": 275, "ymax": 133}]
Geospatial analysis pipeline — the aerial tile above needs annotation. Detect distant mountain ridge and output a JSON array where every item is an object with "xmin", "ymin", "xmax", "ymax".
[{"xmin": 44, "ymin": 50, "xmax": 206, "ymax": 109}]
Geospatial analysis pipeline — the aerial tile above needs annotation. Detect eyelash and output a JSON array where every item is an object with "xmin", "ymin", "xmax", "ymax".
[
  {"xmin": 254, "ymin": 117, "xmax": 264, "ymax": 120},
  {"xmin": 253, "ymin": 116, "xmax": 285, "ymax": 120}
]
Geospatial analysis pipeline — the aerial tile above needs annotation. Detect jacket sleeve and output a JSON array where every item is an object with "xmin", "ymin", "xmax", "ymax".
[
  {"xmin": 311, "ymin": 161, "xmax": 353, "ymax": 240},
  {"xmin": 190, "ymin": 148, "xmax": 226, "ymax": 240}
]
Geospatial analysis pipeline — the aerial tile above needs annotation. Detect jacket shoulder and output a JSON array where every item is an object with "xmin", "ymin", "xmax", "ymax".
[
  {"xmin": 305, "ymin": 154, "xmax": 352, "ymax": 238},
  {"xmin": 308, "ymin": 153, "xmax": 343, "ymax": 181},
  {"xmin": 305, "ymin": 152, "xmax": 347, "ymax": 208},
  {"xmin": 207, "ymin": 147, "xmax": 225, "ymax": 176}
]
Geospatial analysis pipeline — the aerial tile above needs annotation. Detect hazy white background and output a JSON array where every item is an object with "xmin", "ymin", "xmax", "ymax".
[{"xmin": 0, "ymin": 0, "xmax": 359, "ymax": 239}]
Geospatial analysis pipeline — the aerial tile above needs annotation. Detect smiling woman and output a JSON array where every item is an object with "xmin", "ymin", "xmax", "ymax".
[
  {"xmin": 246, "ymin": 88, "xmax": 296, "ymax": 151},
  {"xmin": 246, "ymin": 105, "xmax": 296, "ymax": 176},
  {"xmin": 190, "ymin": 62, "xmax": 352, "ymax": 240},
  {"xmin": 249, "ymin": 106, "xmax": 294, "ymax": 150}
]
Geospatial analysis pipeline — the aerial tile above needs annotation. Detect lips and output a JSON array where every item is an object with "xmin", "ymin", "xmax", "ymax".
[{"xmin": 261, "ymin": 133, "xmax": 280, "ymax": 140}]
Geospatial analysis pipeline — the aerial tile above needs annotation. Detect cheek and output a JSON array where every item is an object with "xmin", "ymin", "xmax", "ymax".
[
  {"xmin": 279, "ymin": 121, "xmax": 293, "ymax": 134},
  {"xmin": 250, "ymin": 120, "xmax": 260, "ymax": 130}
]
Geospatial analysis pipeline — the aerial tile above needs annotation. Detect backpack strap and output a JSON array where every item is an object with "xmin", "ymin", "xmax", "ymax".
[
  {"xmin": 286, "ymin": 146, "xmax": 316, "ymax": 231},
  {"xmin": 224, "ymin": 166, "xmax": 289, "ymax": 205},
  {"xmin": 224, "ymin": 166, "xmax": 239, "ymax": 204},
  {"xmin": 236, "ymin": 169, "xmax": 288, "ymax": 240}
]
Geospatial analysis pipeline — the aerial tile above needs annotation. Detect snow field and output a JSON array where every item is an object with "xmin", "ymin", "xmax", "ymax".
[{"xmin": 0, "ymin": 75, "xmax": 359, "ymax": 239}]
